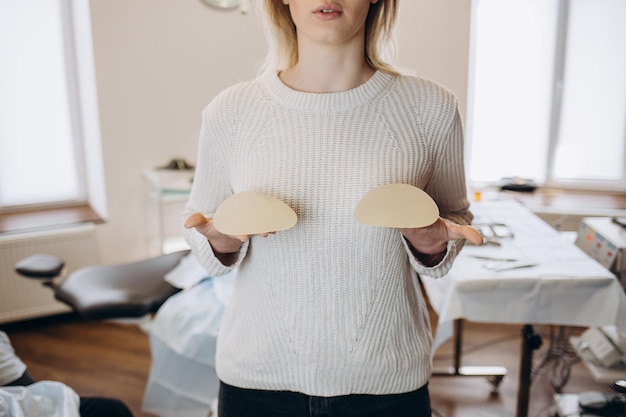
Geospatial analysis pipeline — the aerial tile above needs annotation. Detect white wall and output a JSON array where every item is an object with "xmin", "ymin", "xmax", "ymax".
[{"xmin": 89, "ymin": 0, "xmax": 471, "ymax": 264}]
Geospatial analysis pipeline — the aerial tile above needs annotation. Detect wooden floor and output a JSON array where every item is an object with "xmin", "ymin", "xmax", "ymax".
[{"xmin": 0, "ymin": 313, "xmax": 618, "ymax": 417}]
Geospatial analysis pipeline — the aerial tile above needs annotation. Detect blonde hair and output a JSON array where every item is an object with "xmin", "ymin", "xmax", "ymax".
[{"xmin": 259, "ymin": 0, "xmax": 400, "ymax": 75}]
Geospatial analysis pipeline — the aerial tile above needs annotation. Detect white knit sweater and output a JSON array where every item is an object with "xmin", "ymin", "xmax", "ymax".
[{"xmin": 183, "ymin": 70, "xmax": 472, "ymax": 397}]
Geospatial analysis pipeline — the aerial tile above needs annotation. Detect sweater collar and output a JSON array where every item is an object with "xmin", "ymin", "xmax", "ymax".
[{"xmin": 261, "ymin": 70, "xmax": 394, "ymax": 112}]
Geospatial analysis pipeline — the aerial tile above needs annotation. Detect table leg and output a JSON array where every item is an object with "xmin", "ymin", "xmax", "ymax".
[
  {"xmin": 432, "ymin": 319, "xmax": 508, "ymax": 392},
  {"xmin": 516, "ymin": 325, "xmax": 543, "ymax": 417}
]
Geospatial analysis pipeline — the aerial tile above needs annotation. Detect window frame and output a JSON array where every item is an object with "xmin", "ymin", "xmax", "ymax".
[
  {"xmin": 466, "ymin": 0, "xmax": 626, "ymax": 193},
  {"xmin": 0, "ymin": 0, "xmax": 107, "ymax": 229}
]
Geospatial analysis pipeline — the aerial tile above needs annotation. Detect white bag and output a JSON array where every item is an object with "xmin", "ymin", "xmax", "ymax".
[{"xmin": 0, "ymin": 381, "xmax": 80, "ymax": 417}]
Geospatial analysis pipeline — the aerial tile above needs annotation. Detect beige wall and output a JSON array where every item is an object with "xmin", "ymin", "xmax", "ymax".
[
  {"xmin": 396, "ymin": 1, "xmax": 471, "ymax": 116},
  {"xmin": 89, "ymin": 0, "xmax": 471, "ymax": 264}
]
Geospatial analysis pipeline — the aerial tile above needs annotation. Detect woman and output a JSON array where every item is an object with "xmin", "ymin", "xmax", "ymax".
[{"xmin": 184, "ymin": 1, "xmax": 481, "ymax": 415}]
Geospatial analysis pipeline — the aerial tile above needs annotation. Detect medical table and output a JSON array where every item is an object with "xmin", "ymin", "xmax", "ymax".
[{"xmin": 422, "ymin": 198, "xmax": 626, "ymax": 417}]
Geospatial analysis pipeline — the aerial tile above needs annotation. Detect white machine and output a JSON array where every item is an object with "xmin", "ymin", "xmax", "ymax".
[
  {"xmin": 575, "ymin": 217, "xmax": 626, "ymax": 286},
  {"xmin": 579, "ymin": 325, "xmax": 626, "ymax": 369}
]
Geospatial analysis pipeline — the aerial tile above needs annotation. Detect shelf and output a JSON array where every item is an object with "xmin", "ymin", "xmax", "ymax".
[
  {"xmin": 143, "ymin": 168, "xmax": 193, "ymax": 193},
  {"xmin": 147, "ymin": 189, "xmax": 190, "ymax": 204},
  {"xmin": 143, "ymin": 168, "xmax": 193, "ymax": 255}
]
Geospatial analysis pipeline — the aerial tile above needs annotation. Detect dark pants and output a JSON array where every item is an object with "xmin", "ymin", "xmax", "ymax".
[
  {"xmin": 79, "ymin": 397, "xmax": 134, "ymax": 417},
  {"xmin": 218, "ymin": 381, "xmax": 432, "ymax": 417}
]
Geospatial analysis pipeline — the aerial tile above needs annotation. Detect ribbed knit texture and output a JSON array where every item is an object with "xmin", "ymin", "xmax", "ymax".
[{"xmin": 184, "ymin": 71, "xmax": 473, "ymax": 397}]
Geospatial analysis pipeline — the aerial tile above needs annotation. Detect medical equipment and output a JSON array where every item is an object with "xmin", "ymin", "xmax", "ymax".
[
  {"xmin": 13, "ymin": 250, "xmax": 224, "ymax": 417},
  {"xmin": 14, "ymin": 250, "xmax": 188, "ymax": 320}
]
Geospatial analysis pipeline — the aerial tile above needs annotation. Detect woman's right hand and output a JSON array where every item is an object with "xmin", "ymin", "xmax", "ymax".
[{"xmin": 184, "ymin": 213, "xmax": 247, "ymax": 255}]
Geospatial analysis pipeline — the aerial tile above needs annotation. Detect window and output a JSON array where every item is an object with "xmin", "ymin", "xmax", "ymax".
[
  {"xmin": 0, "ymin": 0, "xmax": 106, "ymax": 217},
  {"xmin": 466, "ymin": 0, "xmax": 626, "ymax": 192}
]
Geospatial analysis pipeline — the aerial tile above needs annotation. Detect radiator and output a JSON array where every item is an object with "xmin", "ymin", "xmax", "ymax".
[{"xmin": 0, "ymin": 224, "xmax": 100, "ymax": 324}]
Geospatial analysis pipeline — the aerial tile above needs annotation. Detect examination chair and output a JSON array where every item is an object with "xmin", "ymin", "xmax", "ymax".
[
  {"xmin": 14, "ymin": 250, "xmax": 189, "ymax": 320},
  {"xmin": 14, "ymin": 250, "xmax": 226, "ymax": 417}
]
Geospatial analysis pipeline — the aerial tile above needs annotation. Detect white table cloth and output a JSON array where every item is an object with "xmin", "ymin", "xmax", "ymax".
[{"xmin": 422, "ymin": 198, "xmax": 626, "ymax": 351}]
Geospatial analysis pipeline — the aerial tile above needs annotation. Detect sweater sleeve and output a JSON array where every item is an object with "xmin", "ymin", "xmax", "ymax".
[
  {"xmin": 183, "ymin": 95, "xmax": 249, "ymax": 277},
  {"xmin": 406, "ymin": 86, "xmax": 473, "ymax": 278}
]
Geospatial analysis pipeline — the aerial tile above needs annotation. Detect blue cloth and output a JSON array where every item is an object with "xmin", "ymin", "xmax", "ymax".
[{"xmin": 142, "ymin": 269, "xmax": 236, "ymax": 417}]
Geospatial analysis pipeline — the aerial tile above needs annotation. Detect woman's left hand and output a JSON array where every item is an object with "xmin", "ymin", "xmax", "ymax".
[{"xmin": 399, "ymin": 218, "xmax": 483, "ymax": 262}]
